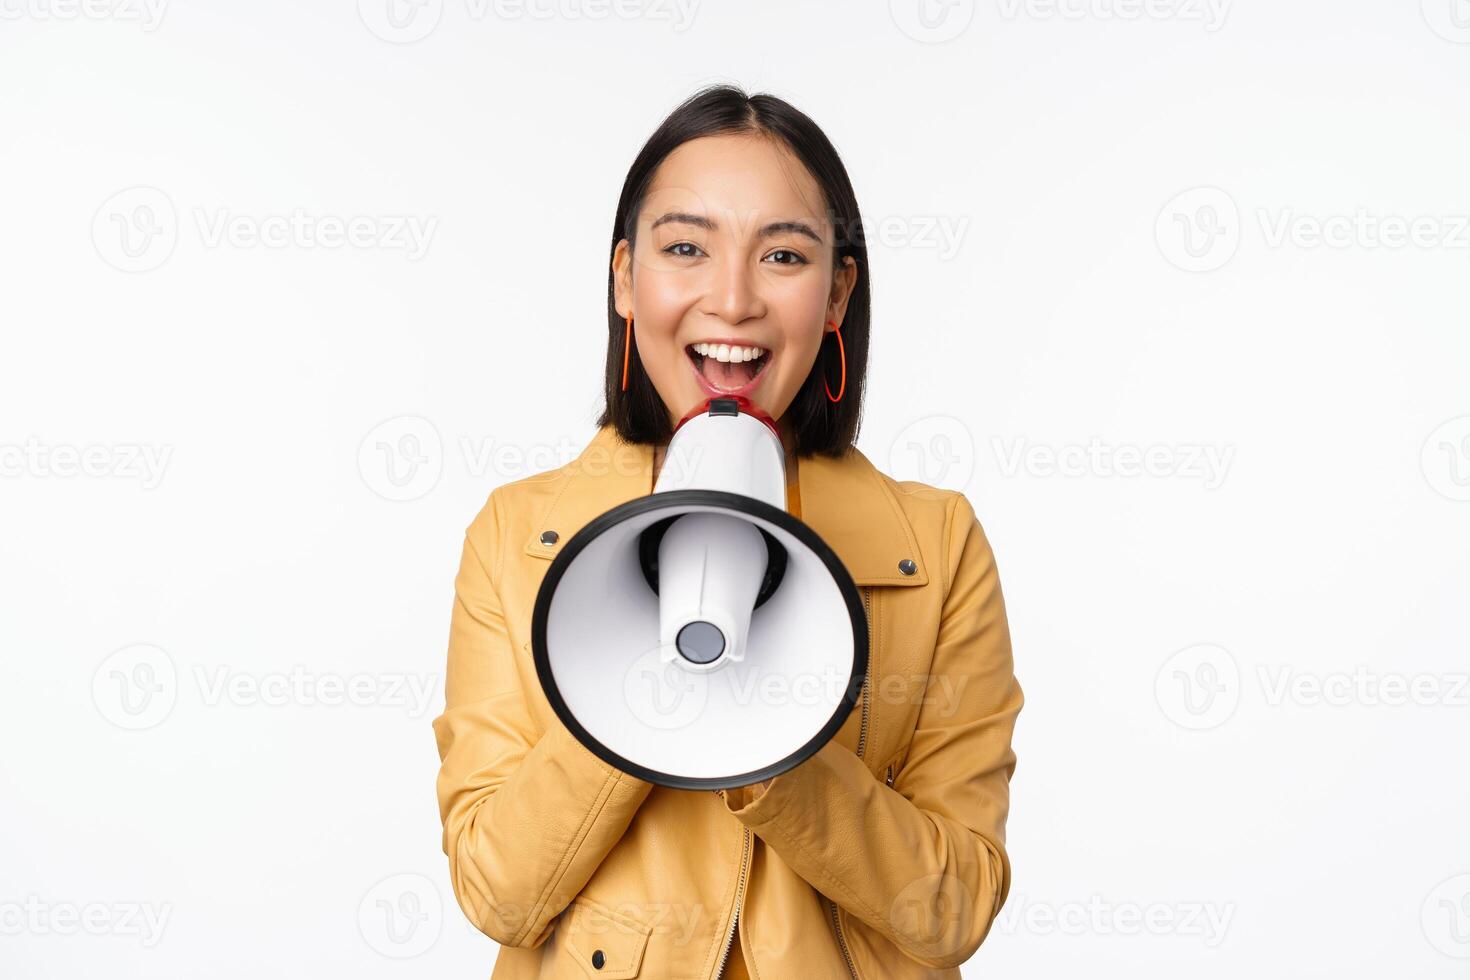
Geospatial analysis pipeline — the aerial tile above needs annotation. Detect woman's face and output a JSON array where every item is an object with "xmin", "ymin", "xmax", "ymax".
[{"xmin": 612, "ymin": 133, "xmax": 858, "ymax": 439}]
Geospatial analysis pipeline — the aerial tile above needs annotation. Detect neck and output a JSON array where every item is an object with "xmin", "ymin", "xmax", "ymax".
[{"xmin": 774, "ymin": 416, "xmax": 797, "ymax": 458}]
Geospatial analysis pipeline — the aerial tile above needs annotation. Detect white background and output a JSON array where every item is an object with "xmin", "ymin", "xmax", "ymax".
[{"xmin": 2, "ymin": 1, "xmax": 1468, "ymax": 976}]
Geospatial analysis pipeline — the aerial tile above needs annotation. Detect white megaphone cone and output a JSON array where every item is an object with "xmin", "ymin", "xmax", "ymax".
[{"xmin": 532, "ymin": 396, "xmax": 868, "ymax": 790}]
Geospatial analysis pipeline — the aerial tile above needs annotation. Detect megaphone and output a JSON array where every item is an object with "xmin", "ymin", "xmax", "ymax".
[{"xmin": 532, "ymin": 396, "xmax": 869, "ymax": 790}]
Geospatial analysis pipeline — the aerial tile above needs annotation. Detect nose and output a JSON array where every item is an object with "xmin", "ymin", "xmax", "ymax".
[{"xmin": 701, "ymin": 252, "xmax": 764, "ymax": 325}]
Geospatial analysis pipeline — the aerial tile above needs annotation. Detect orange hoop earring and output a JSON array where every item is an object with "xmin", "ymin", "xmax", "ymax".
[
  {"xmin": 621, "ymin": 313, "xmax": 633, "ymax": 391},
  {"xmin": 823, "ymin": 319, "xmax": 846, "ymax": 403}
]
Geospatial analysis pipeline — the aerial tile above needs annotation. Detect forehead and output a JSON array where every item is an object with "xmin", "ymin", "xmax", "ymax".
[{"xmin": 643, "ymin": 133, "xmax": 827, "ymax": 232}]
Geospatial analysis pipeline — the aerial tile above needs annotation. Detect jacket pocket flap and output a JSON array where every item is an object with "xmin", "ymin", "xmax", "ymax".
[{"xmin": 563, "ymin": 896, "xmax": 651, "ymax": 979}]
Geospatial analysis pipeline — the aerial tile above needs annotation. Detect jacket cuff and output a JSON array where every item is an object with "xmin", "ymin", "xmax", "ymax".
[{"xmin": 719, "ymin": 742, "xmax": 843, "ymax": 824}]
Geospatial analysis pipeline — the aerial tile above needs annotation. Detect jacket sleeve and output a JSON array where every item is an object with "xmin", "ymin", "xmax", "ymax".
[
  {"xmin": 431, "ymin": 490, "xmax": 654, "ymax": 948},
  {"xmin": 721, "ymin": 491, "xmax": 1022, "ymax": 970}
]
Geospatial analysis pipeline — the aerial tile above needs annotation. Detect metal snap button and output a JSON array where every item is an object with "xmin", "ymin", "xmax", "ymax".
[
  {"xmin": 898, "ymin": 558, "xmax": 917, "ymax": 575},
  {"xmin": 540, "ymin": 530, "xmax": 559, "ymax": 546},
  {"xmin": 591, "ymin": 948, "xmax": 605, "ymax": 969}
]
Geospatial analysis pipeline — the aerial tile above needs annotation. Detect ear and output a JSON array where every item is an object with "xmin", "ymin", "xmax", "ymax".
[
  {"xmin": 612, "ymin": 239, "xmax": 634, "ymax": 318},
  {"xmin": 825, "ymin": 255, "xmax": 858, "ymax": 328}
]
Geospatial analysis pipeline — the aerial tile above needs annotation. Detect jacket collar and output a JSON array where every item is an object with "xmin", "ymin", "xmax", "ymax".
[{"xmin": 522, "ymin": 424, "xmax": 928, "ymax": 587}]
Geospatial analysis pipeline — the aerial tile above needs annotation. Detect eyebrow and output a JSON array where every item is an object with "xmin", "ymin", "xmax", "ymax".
[{"xmin": 650, "ymin": 210, "xmax": 824, "ymax": 244}]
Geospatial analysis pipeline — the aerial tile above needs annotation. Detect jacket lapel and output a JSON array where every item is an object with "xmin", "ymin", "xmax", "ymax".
[{"xmin": 522, "ymin": 424, "xmax": 928, "ymax": 587}]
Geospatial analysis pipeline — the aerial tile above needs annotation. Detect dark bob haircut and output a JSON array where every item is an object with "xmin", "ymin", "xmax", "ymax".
[{"xmin": 595, "ymin": 83, "xmax": 871, "ymax": 459}]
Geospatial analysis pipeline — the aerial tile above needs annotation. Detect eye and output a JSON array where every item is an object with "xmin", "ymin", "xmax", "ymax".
[
  {"xmin": 764, "ymin": 248, "xmax": 808, "ymax": 266},
  {"xmin": 663, "ymin": 241, "xmax": 706, "ymax": 259}
]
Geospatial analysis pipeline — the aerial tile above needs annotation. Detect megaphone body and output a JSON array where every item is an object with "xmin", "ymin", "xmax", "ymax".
[{"xmin": 532, "ymin": 396, "xmax": 869, "ymax": 790}]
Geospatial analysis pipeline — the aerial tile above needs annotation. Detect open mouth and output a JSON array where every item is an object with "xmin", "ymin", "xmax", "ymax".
[{"xmin": 685, "ymin": 343, "xmax": 772, "ymax": 395}]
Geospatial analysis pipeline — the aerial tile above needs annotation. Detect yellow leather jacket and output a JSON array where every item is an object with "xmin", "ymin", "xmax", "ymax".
[{"xmin": 431, "ymin": 423, "xmax": 1023, "ymax": 978}]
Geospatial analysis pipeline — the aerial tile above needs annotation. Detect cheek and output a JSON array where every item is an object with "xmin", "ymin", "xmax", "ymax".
[
  {"xmin": 632, "ymin": 280, "xmax": 691, "ymax": 358},
  {"xmin": 769, "ymin": 332, "xmax": 825, "ymax": 397},
  {"xmin": 764, "ymin": 274, "xmax": 831, "ymax": 353},
  {"xmin": 634, "ymin": 276, "xmax": 699, "ymax": 349},
  {"xmin": 764, "ymin": 271, "xmax": 829, "ymax": 315},
  {"xmin": 636, "ymin": 262, "xmax": 703, "ymax": 312}
]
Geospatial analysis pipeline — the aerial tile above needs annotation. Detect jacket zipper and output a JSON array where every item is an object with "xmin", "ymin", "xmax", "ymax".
[
  {"xmin": 826, "ymin": 895, "xmax": 861, "ymax": 979},
  {"xmin": 713, "ymin": 803, "xmax": 752, "ymax": 980},
  {"xmin": 827, "ymin": 585, "xmax": 874, "ymax": 980},
  {"xmin": 854, "ymin": 586, "xmax": 872, "ymax": 761}
]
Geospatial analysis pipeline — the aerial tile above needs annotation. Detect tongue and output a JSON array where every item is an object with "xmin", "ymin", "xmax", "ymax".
[{"xmin": 702, "ymin": 355, "xmax": 757, "ymax": 389}]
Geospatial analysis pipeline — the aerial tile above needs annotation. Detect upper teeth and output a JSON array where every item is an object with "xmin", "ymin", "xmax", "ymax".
[{"xmin": 693, "ymin": 342, "xmax": 765, "ymax": 363}]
